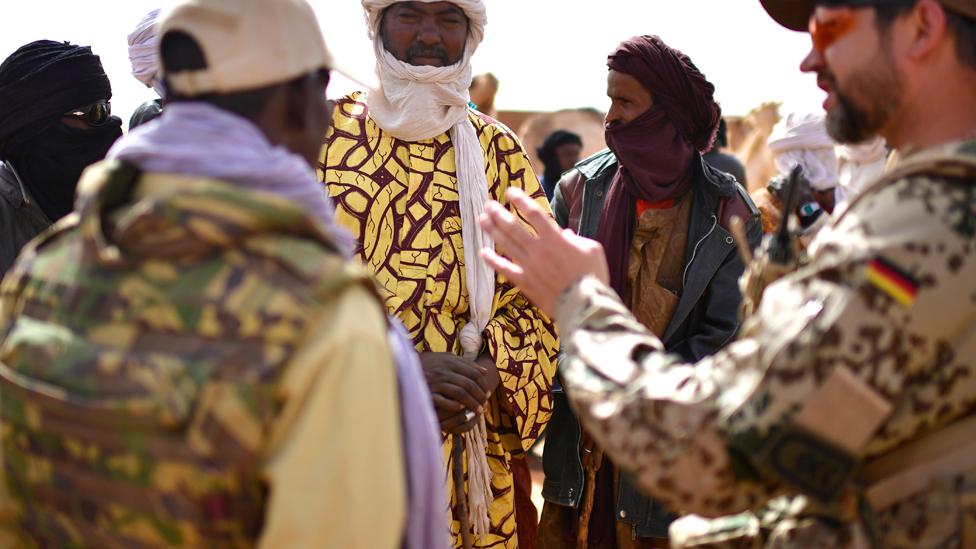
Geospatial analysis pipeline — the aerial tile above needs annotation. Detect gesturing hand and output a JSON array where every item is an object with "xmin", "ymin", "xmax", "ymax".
[{"xmin": 478, "ymin": 187, "xmax": 610, "ymax": 317}]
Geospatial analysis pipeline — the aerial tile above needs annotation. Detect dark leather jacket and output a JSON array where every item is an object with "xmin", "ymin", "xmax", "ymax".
[
  {"xmin": 0, "ymin": 163, "xmax": 50, "ymax": 278},
  {"xmin": 542, "ymin": 149, "xmax": 762, "ymax": 538}
]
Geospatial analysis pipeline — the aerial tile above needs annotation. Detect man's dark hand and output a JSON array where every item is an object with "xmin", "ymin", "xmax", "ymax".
[
  {"xmin": 438, "ymin": 408, "xmax": 480, "ymax": 434},
  {"xmin": 475, "ymin": 353, "xmax": 501, "ymax": 396},
  {"xmin": 420, "ymin": 352, "xmax": 493, "ymax": 431}
]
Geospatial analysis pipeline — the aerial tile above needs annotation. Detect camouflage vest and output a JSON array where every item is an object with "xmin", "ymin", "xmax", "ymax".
[{"xmin": 0, "ymin": 162, "xmax": 372, "ymax": 547}]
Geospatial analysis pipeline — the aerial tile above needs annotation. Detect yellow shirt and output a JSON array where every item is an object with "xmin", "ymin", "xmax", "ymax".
[
  {"xmin": 259, "ymin": 282, "xmax": 405, "ymax": 549},
  {"xmin": 320, "ymin": 92, "xmax": 559, "ymax": 548}
]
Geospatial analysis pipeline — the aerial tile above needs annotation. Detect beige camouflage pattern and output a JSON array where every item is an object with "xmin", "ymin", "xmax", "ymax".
[
  {"xmin": 0, "ymin": 161, "xmax": 378, "ymax": 547},
  {"xmin": 555, "ymin": 139, "xmax": 976, "ymax": 548}
]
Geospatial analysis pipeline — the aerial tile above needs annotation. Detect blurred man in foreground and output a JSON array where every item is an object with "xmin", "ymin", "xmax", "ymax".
[{"xmin": 0, "ymin": 0, "xmax": 445, "ymax": 547}]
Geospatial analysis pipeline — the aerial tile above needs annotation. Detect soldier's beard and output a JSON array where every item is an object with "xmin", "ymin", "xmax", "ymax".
[{"xmin": 822, "ymin": 48, "xmax": 904, "ymax": 145}]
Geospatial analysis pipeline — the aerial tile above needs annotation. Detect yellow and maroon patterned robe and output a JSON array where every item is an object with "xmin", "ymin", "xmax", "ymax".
[{"xmin": 319, "ymin": 92, "xmax": 558, "ymax": 548}]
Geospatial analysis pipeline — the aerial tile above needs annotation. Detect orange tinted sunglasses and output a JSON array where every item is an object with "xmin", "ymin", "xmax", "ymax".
[{"xmin": 809, "ymin": 7, "xmax": 856, "ymax": 53}]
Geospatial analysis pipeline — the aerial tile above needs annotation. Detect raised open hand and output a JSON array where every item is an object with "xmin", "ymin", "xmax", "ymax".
[{"xmin": 478, "ymin": 187, "xmax": 609, "ymax": 317}]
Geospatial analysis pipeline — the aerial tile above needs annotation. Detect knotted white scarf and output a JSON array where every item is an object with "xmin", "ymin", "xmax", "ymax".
[
  {"xmin": 361, "ymin": 0, "xmax": 494, "ymax": 537},
  {"xmin": 835, "ymin": 136, "xmax": 888, "ymax": 207}
]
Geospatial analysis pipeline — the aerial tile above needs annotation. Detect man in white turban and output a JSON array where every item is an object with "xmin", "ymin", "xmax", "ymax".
[
  {"xmin": 126, "ymin": 8, "xmax": 164, "ymax": 129},
  {"xmin": 318, "ymin": 2, "xmax": 558, "ymax": 548},
  {"xmin": 752, "ymin": 113, "xmax": 841, "ymax": 233}
]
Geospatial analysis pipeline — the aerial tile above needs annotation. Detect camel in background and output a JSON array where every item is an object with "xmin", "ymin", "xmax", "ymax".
[{"xmin": 726, "ymin": 102, "xmax": 781, "ymax": 193}]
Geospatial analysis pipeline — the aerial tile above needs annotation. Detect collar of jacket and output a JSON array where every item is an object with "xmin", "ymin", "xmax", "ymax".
[
  {"xmin": 0, "ymin": 162, "xmax": 29, "ymax": 209},
  {"xmin": 74, "ymin": 160, "xmax": 338, "ymax": 266}
]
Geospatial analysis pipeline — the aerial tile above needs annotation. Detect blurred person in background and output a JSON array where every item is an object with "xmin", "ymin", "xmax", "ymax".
[
  {"xmin": 704, "ymin": 118, "xmax": 748, "ymax": 187},
  {"xmin": 537, "ymin": 129, "xmax": 583, "ymax": 200},
  {"xmin": 0, "ymin": 40, "xmax": 121, "ymax": 276},
  {"xmin": 127, "ymin": 8, "xmax": 165, "ymax": 129}
]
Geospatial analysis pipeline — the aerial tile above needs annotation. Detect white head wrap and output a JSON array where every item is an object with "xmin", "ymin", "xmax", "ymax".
[
  {"xmin": 362, "ymin": 0, "xmax": 495, "ymax": 538},
  {"xmin": 835, "ymin": 136, "xmax": 888, "ymax": 207},
  {"xmin": 767, "ymin": 113, "xmax": 839, "ymax": 191},
  {"xmin": 128, "ymin": 9, "xmax": 165, "ymax": 97}
]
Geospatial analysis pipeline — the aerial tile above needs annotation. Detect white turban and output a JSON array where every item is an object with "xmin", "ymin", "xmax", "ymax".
[
  {"xmin": 361, "ymin": 0, "xmax": 487, "ymax": 140},
  {"xmin": 361, "ymin": 0, "xmax": 495, "ymax": 539},
  {"xmin": 127, "ymin": 9, "xmax": 164, "ymax": 97},
  {"xmin": 767, "ymin": 113, "xmax": 839, "ymax": 191}
]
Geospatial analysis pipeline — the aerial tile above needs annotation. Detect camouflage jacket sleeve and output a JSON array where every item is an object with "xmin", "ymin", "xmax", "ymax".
[
  {"xmin": 0, "ymin": 268, "xmax": 18, "ymax": 547},
  {"xmin": 258, "ymin": 284, "xmax": 406, "ymax": 548},
  {"xmin": 557, "ymin": 168, "xmax": 976, "ymax": 518},
  {"xmin": 481, "ymin": 118, "xmax": 560, "ymax": 454}
]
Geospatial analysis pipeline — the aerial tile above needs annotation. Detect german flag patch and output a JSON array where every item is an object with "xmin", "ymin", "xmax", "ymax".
[{"xmin": 865, "ymin": 257, "xmax": 919, "ymax": 307}]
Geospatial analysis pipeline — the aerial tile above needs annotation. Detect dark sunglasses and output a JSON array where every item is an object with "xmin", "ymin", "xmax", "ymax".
[{"xmin": 64, "ymin": 100, "xmax": 112, "ymax": 126}]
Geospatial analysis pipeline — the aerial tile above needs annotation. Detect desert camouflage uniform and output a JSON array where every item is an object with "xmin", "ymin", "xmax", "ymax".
[
  {"xmin": 554, "ymin": 139, "xmax": 976, "ymax": 548},
  {"xmin": 0, "ymin": 162, "xmax": 407, "ymax": 548}
]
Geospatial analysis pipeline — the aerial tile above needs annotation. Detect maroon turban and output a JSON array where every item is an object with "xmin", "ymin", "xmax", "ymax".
[
  {"xmin": 607, "ymin": 35, "xmax": 721, "ymax": 152},
  {"xmin": 596, "ymin": 35, "xmax": 722, "ymax": 297}
]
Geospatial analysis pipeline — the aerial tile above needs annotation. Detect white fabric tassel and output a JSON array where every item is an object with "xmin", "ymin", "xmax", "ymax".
[{"xmin": 453, "ymin": 122, "xmax": 495, "ymax": 539}]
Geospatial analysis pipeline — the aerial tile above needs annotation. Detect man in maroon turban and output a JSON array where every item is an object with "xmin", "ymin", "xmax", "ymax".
[{"xmin": 538, "ymin": 35, "xmax": 763, "ymax": 548}]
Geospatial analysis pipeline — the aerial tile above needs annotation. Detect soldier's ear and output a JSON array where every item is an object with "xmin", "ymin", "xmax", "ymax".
[{"xmin": 904, "ymin": 0, "xmax": 949, "ymax": 62}]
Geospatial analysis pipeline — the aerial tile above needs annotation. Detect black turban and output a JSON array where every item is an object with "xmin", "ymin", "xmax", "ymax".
[
  {"xmin": 537, "ymin": 130, "xmax": 583, "ymax": 198},
  {"xmin": 0, "ymin": 40, "xmax": 112, "ymax": 159},
  {"xmin": 608, "ymin": 35, "xmax": 720, "ymax": 153}
]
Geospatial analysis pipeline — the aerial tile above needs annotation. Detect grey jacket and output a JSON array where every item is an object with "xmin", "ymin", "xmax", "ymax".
[
  {"xmin": 0, "ymin": 163, "xmax": 51, "ymax": 278},
  {"xmin": 543, "ymin": 149, "xmax": 762, "ymax": 538}
]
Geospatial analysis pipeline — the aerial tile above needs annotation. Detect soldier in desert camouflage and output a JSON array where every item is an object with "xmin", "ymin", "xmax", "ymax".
[{"xmin": 477, "ymin": 0, "xmax": 976, "ymax": 547}]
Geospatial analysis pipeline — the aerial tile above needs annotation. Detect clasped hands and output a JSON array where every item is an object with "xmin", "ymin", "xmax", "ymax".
[
  {"xmin": 423, "ymin": 187, "xmax": 609, "ymax": 434},
  {"xmin": 420, "ymin": 351, "xmax": 500, "ymax": 434}
]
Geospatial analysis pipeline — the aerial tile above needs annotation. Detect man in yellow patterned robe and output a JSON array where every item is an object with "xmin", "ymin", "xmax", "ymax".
[{"xmin": 319, "ymin": 2, "xmax": 558, "ymax": 548}]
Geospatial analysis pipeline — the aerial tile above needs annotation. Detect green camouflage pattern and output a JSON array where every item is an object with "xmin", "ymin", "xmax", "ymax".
[{"xmin": 0, "ymin": 161, "xmax": 367, "ymax": 547}]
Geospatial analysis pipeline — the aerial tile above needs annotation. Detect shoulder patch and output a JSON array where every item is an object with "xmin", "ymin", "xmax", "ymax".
[
  {"xmin": 865, "ymin": 256, "xmax": 919, "ymax": 307},
  {"xmin": 761, "ymin": 426, "xmax": 856, "ymax": 504}
]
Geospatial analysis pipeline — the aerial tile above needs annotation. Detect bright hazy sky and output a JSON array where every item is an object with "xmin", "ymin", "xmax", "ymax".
[{"xmin": 1, "ymin": 1, "xmax": 827, "ymax": 126}]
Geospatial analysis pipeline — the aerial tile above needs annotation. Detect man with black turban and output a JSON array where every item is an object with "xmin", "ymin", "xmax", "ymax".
[
  {"xmin": 538, "ymin": 35, "xmax": 762, "ymax": 548},
  {"xmin": 537, "ymin": 129, "xmax": 583, "ymax": 200},
  {"xmin": 0, "ymin": 40, "xmax": 122, "ymax": 275}
]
